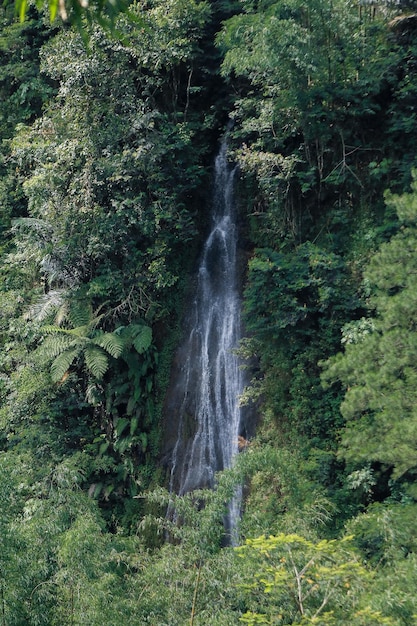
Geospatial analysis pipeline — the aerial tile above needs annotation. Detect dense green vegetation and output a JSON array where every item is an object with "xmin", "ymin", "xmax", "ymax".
[{"xmin": 2, "ymin": 0, "xmax": 417, "ymax": 623}]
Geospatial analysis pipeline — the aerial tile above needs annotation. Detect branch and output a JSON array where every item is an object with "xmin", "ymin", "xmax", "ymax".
[
  {"xmin": 288, "ymin": 549, "xmax": 307, "ymax": 616},
  {"xmin": 312, "ymin": 581, "xmax": 334, "ymax": 619},
  {"xmin": 190, "ymin": 561, "xmax": 202, "ymax": 626}
]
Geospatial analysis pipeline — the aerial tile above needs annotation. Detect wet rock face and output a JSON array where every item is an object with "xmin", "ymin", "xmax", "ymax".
[{"xmin": 161, "ymin": 343, "xmax": 198, "ymax": 491}]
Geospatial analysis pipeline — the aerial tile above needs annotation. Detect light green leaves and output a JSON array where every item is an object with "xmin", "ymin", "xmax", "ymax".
[
  {"xmin": 15, "ymin": 0, "xmax": 131, "ymax": 34},
  {"xmin": 236, "ymin": 532, "xmax": 374, "ymax": 625}
]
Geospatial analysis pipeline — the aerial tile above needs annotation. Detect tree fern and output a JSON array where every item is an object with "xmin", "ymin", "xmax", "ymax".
[
  {"xmin": 94, "ymin": 332, "xmax": 125, "ymax": 359},
  {"xmin": 26, "ymin": 290, "xmax": 66, "ymax": 323},
  {"xmin": 84, "ymin": 346, "xmax": 109, "ymax": 379},
  {"xmin": 130, "ymin": 325, "xmax": 152, "ymax": 354},
  {"xmin": 51, "ymin": 347, "xmax": 81, "ymax": 382},
  {"xmin": 68, "ymin": 301, "xmax": 95, "ymax": 329},
  {"xmin": 40, "ymin": 333, "xmax": 74, "ymax": 360},
  {"xmin": 39, "ymin": 303, "xmax": 154, "ymax": 386}
]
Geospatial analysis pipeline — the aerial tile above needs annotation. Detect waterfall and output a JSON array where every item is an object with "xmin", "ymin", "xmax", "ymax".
[{"xmin": 168, "ymin": 134, "xmax": 243, "ymax": 537}]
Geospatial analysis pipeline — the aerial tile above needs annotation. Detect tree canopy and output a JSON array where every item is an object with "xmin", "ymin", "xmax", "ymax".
[{"xmin": 1, "ymin": 0, "xmax": 417, "ymax": 622}]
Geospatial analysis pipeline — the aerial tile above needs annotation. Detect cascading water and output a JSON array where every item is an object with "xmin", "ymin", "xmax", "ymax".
[{"xmin": 167, "ymin": 134, "xmax": 243, "ymax": 538}]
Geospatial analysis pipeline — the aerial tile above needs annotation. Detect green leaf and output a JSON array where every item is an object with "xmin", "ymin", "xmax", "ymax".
[
  {"xmin": 40, "ymin": 333, "xmax": 74, "ymax": 359},
  {"xmin": 50, "ymin": 347, "xmax": 81, "ymax": 382},
  {"xmin": 139, "ymin": 431, "xmax": 147, "ymax": 451},
  {"xmin": 130, "ymin": 416, "xmax": 138, "ymax": 435},
  {"xmin": 116, "ymin": 435, "xmax": 132, "ymax": 454},
  {"xmin": 17, "ymin": 0, "xmax": 27, "ymax": 23},
  {"xmin": 132, "ymin": 325, "xmax": 152, "ymax": 354},
  {"xmin": 115, "ymin": 417, "xmax": 129, "ymax": 437},
  {"xmin": 84, "ymin": 346, "xmax": 109, "ymax": 379},
  {"xmin": 126, "ymin": 394, "xmax": 137, "ymax": 415},
  {"xmin": 48, "ymin": 0, "xmax": 58, "ymax": 22},
  {"xmin": 94, "ymin": 331, "xmax": 125, "ymax": 358},
  {"xmin": 92, "ymin": 482, "xmax": 103, "ymax": 498},
  {"xmin": 99, "ymin": 441, "xmax": 110, "ymax": 455},
  {"xmin": 103, "ymin": 483, "xmax": 115, "ymax": 500}
]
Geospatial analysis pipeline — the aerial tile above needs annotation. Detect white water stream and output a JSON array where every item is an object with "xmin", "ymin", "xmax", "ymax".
[{"xmin": 169, "ymin": 135, "xmax": 243, "ymax": 537}]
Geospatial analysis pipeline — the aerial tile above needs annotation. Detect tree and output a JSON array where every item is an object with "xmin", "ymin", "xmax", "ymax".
[
  {"xmin": 1, "ymin": 0, "xmax": 212, "ymax": 514},
  {"xmin": 12, "ymin": 0, "xmax": 130, "ymax": 35},
  {"xmin": 0, "ymin": 4, "xmax": 55, "ymax": 238},
  {"xmin": 323, "ymin": 173, "xmax": 417, "ymax": 483},
  {"xmin": 235, "ymin": 532, "xmax": 394, "ymax": 625},
  {"xmin": 345, "ymin": 502, "xmax": 417, "ymax": 625},
  {"xmin": 10, "ymin": 3, "xmax": 209, "ymax": 325},
  {"xmin": 217, "ymin": 0, "xmax": 399, "ymax": 240}
]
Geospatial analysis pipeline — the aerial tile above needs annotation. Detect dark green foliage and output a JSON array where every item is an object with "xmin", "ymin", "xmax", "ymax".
[
  {"xmin": 244, "ymin": 243, "xmax": 347, "ymax": 339},
  {"xmin": 218, "ymin": 0, "xmax": 402, "ymax": 244},
  {"xmin": 219, "ymin": 0, "xmax": 417, "ymax": 489},
  {"xmin": 242, "ymin": 241, "xmax": 357, "ymax": 451},
  {"xmin": 1, "ymin": 0, "xmax": 417, "ymax": 621},
  {"xmin": 0, "ymin": 0, "xmax": 213, "ymax": 523},
  {"xmin": 323, "ymin": 177, "xmax": 417, "ymax": 481},
  {"xmin": 0, "ymin": 6, "xmax": 56, "ymax": 236},
  {"xmin": 0, "ymin": 7, "xmax": 55, "ymax": 141}
]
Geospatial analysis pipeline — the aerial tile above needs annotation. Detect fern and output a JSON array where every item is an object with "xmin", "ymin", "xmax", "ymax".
[
  {"xmin": 94, "ymin": 332, "xmax": 125, "ymax": 358},
  {"xmin": 40, "ymin": 333, "xmax": 74, "ymax": 359},
  {"xmin": 131, "ymin": 325, "xmax": 152, "ymax": 354},
  {"xmin": 51, "ymin": 347, "xmax": 81, "ymax": 382},
  {"xmin": 39, "ymin": 307, "xmax": 153, "ymax": 384},
  {"xmin": 69, "ymin": 301, "xmax": 94, "ymax": 328},
  {"xmin": 84, "ymin": 346, "xmax": 109, "ymax": 379},
  {"xmin": 26, "ymin": 290, "xmax": 66, "ymax": 322},
  {"xmin": 42, "ymin": 325, "xmax": 74, "ymax": 336},
  {"xmin": 67, "ymin": 325, "xmax": 91, "ymax": 338}
]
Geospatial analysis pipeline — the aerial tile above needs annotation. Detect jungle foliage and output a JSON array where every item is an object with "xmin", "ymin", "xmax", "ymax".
[{"xmin": 1, "ymin": 0, "xmax": 417, "ymax": 623}]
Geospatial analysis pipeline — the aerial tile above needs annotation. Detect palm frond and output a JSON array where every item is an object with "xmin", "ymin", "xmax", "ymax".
[
  {"xmin": 40, "ymin": 255, "xmax": 78, "ymax": 289},
  {"xmin": 84, "ymin": 346, "xmax": 109, "ymax": 379}
]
